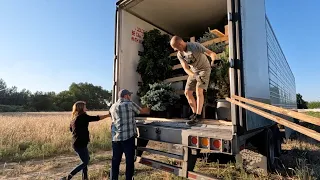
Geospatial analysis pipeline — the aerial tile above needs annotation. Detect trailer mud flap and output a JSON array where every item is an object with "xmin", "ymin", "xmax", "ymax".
[{"xmin": 235, "ymin": 148, "xmax": 268, "ymax": 176}]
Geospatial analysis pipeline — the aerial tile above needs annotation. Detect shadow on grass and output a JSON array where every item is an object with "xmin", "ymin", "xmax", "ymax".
[
  {"xmin": 276, "ymin": 120, "xmax": 320, "ymax": 179},
  {"xmin": 277, "ymin": 148, "xmax": 320, "ymax": 179}
]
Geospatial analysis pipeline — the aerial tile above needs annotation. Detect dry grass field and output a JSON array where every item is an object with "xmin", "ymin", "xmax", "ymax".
[
  {"xmin": 0, "ymin": 111, "xmax": 319, "ymax": 180},
  {"xmin": 0, "ymin": 111, "xmax": 112, "ymax": 162}
]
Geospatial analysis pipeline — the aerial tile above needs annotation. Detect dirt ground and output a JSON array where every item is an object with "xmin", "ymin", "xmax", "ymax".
[{"xmin": 0, "ymin": 151, "xmax": 112, "ymax": 180}]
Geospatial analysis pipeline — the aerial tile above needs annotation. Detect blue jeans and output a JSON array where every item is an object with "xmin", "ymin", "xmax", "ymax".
[
  {"xmin": 70, "ymin": 147, "xmax": 90, "ymax": 180},
  {"xmin": 110, "ymin": 136, "xmax": 135, "ymax": 180}
]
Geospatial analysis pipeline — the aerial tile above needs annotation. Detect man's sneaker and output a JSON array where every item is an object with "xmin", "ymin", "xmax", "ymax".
[
  {"xmin": 186, "ymin": 115, "xmax": 202, "ymax": 126},
  {"xmin": 185, "ymin": 113, "xmax": 196, "ymax": 120}
]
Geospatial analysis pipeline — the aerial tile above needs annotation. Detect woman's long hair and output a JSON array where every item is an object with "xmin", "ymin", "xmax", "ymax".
[{"xmin": 72, "ymin": 101, "xmax": 86, "ymax": 120}]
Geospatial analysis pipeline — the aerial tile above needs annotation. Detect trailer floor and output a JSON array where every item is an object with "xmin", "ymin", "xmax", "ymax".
[{"xmin": 136, "ymin": 117, "xmax": 234, "ymax": 143}]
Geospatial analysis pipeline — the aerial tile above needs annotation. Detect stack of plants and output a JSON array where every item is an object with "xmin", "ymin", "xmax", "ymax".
[
  {"xmin": 136, "ymin": 29, "xmax": 174, "ymax": 97},
  {"xmin": 136, "ymin": 28, "xmax": 230, "ymax": 118},
  {"xmin": 136, "ymin": 29, "xmax": 180, "ymax": 117},
  {"xmin": 196, "ymin": 29, "xmax": 230, "ymax": 104}
]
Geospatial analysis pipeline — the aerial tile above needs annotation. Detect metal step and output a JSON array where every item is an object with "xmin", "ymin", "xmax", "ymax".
[
  {"xmin": 187, "ymin": 171, "xmax": 219, "ymax": 180},
  {"xmin": 136, "ymin": 157, "xmax": 218, "ymax": 180},
  {"xmin": 136, "ymin": 157, "xmax": 184, "ymax": 176},
  {"xmin": 137, "ymin": 147, "xmax": 183, "ymax": 160}
]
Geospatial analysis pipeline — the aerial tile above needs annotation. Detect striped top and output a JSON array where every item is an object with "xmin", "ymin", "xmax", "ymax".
[{"xmin": 109, "ymin": 98, "xmax": 141, "ymax": 141}]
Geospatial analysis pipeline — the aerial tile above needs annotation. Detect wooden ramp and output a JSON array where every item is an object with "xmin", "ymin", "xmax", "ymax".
[{"xmin": 226, "ymin": 95, "xmax": 320, "ymax": 142}]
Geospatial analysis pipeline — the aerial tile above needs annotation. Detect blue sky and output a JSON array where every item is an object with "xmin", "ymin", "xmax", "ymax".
[{"xmin": 0, "ymin": 0, "xmax": 319, "ymax": 101}]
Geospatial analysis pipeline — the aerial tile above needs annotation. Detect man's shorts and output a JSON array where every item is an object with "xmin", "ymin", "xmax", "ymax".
[{"xmin": 185, "ymin": 69, "xmax": 211, "ymax": 92}]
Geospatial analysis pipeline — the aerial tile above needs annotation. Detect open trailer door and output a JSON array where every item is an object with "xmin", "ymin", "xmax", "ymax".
[{"xmin": 113, "ymin": 0, "xmax": 171, "ymax": 104}]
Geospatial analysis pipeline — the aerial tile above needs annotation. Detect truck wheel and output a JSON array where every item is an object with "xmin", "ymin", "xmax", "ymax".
[
  {"xmin": 271, "ymin": 125, "xmax": 282, "ymax": 157},
  {"xmin": 264, "ymin": 128, "xmax": 276, "ymax": 171}
]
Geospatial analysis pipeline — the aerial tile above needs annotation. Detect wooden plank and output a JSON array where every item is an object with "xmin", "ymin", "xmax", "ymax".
[
  {"xmin": 210, "ymin": 29, "xmax": 225, "ymax": 37},
  {"xmin": 232, "ymin": 95, "xmax": 320, "ymax": 126},
  {"xmin": 224, "ymin": 25, "xmax": 229, "ymax": 36},
  {"xmin": 172, "ymin": 64, "xmax": 182, "ymax": 70},
  {"xmin": 201, "ymin": 36, "xmax": 229, "ymax": 46},
  {"xmin": 164, "ymin": 75, "xmax": 188, "ymax": 83},
  {"xmin": 136, "ymin": 117, "xmax": 232, "ymax": 126},
  {"xmin": 226, "ymin": 97, "xmax": 320, "ymax": 142}
]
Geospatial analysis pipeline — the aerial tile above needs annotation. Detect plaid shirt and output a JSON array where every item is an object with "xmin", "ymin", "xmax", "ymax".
[{"xmin": 109, "ymin": 98, "xmax": 141, "ymax": 141}]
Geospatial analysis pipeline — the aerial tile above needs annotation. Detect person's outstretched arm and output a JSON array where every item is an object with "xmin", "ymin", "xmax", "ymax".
[
  {"xmin": 87, "ymin": 112, "xmax": 111, "ymax": 122},
  {"xmin": 98, "ymin": 113, "xmax": 110, "ymax": 120},
  {"xmin": 177, "ymin": 53, "xmax": 195, "ymax": 77},
  {"xmin": 132, "ymin": 102, "xmax": 150, "ymax": 115}
]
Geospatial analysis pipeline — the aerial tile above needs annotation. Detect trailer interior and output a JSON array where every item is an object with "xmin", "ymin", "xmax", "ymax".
[
  {"xmin": 115, "ymin": 0, "xmax": 303, "ymax": 177},
  {"xmin": 119, "ymin": 0, "xmax": 228, "ymax": 38},
  {"xmin": 116, "ymin": 0, "xmax": 237, "ymax": 158},
  {"xmin": 118, "ymin": 0, "xmax": 233, "ymax": 121}
]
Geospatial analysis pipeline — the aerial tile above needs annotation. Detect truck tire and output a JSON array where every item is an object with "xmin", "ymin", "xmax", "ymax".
[
  {"xmin": 263, "ymin": 128, "xmax": 276, "ymax": 171},
  {"xmin": 271, "ymin": 125, "xmax": 282, "ymax": 157}
]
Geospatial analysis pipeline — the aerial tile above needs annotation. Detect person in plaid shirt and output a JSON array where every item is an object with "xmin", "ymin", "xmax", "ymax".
[{"xmin": 109, "ymin": 89, "xmax": 150, "ymax": 180}]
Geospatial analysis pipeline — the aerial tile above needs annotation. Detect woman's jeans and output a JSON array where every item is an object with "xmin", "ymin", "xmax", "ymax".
[{"xmin": 70, "ymin": 147, "xmax": 90, "ymax": 179}]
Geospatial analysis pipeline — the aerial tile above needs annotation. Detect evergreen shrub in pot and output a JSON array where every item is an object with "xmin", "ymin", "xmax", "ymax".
[
  {"xmin": 140, "ymin": 82, "xmax": 180, "ymax": 118},
  {"xmin": 211, "ymin": 48, "xmax": 231, "ymax": 120},
  {"xmin": 197, "ymin": 30, "xmax": 231, "ymax": 120}
]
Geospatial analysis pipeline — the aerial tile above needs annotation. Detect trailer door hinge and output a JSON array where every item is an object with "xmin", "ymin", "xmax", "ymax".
[
  {"xmin": 228, "ymin": 12, "xmax": 233, "ymax": 21},
  {"xmin": 230, "ymin": 59, "xmax": 240, "ymax": 69}
]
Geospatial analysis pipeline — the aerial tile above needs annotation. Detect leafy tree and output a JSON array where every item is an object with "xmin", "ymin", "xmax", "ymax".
[
  {"xmin": 0, "ymin": 79, "xmax": 112, "ymax": 112},
  {"xmin": 55, "ymin": 90, "xmax": 76, "ymax": 111},
  {"xmin": 68, "ymin": 82, "xmax": 111, "ymax": 110},
  {"xmin": 307, "ymin": 101, "xmax": 320, "ymax": 109},
  {"xmin": 296, "ymin": 93, "xmax": 308, "ymax": 109},
  {"xmin": 28, "ymin": 91, "xmax": 57, "ymax": 111}
]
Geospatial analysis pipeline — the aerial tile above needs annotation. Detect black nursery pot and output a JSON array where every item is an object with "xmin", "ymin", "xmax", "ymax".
[{"xmin": 150, "ymin": 106, "xmax": 174, "ymax": 119}]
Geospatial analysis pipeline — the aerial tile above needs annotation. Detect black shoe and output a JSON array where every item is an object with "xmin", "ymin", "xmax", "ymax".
[
  {"xmin": 61, "ymin": 174, "xmax": 72, "ymax": 180},
  {"xmin": 185, "ymin": 113, "xmax": 196, "ymax": 120},
  {"xmin": 186, "ymin": 115, "xmax": 202, "ymax": 126}
]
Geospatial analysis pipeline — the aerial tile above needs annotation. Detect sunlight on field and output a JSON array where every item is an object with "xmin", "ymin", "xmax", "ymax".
[
  {"xmin": 0, "ymin": 111, "xmax": 112, "ymax": 161},
  {"xmin": 0, "ymin": 112, "xmax": 319, "ymax": 179}
]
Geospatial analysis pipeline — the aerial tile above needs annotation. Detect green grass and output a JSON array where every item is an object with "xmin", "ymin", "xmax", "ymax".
[
  {"xmin": 307, "ymin": 101, "xmax": 320, "ymax": 109},
  {"xmin": 305, "ymin": 111, "xmax": 320, "ymax": 118}
]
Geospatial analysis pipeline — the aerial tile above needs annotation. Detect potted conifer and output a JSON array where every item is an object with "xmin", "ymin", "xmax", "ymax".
[{"xmin": 140, "ymin": 82, "xmax": 180, "ymax": 118}]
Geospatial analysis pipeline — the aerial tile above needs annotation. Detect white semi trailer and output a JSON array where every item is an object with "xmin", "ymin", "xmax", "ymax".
[{"xmin": 113, "ymin": 0, "xmax": 297, "ymax": 178}]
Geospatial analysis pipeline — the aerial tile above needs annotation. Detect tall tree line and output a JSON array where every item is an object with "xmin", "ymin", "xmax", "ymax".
[{"xmin": 0, "ymin": 79, "xmax": 112, "ymax": 112}]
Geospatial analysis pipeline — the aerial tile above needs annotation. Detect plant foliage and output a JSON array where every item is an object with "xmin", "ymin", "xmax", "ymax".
[
  {"xmin": 307, "ymin": 101, "xmax": 320, "ymax": 109},
  {"xmin": 207, "ymin": 46, "xmax": 230, "ymax": 102},
  {"xmin": 141, "ymin": 82, "xmax": 179, "ymax": 111},
  {"xmin": 296, "ymin": 93, "xmax": 308, "ymax": 109},
  {"xmin": 197, "ymin": 28, "xmax": 217, "ymax": 43},
  {"xmin": 136, "ymin": 29, "xmax": 173, "ymax": 97}
]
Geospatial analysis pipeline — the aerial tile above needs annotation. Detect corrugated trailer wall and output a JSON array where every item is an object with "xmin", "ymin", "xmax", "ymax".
[
  {"xmin": 240, "ymin": 0, "xmax": 274, "ymax": 131},
  {"xmin": 266, "ymin": 17, "xmax": 297, "ymax": 138}
]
